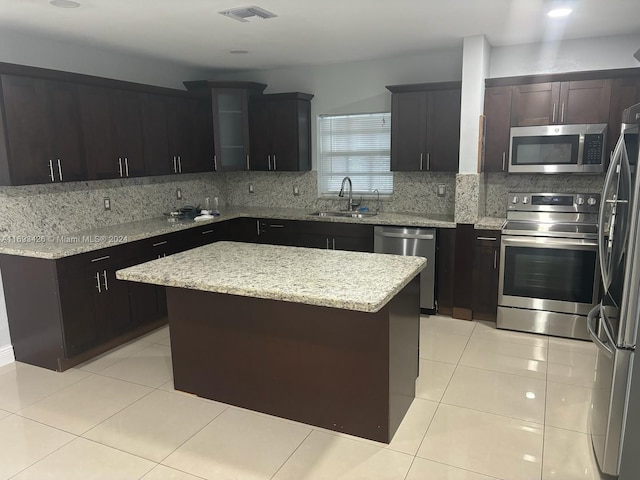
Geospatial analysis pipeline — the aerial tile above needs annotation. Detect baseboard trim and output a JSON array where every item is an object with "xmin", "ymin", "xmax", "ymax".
[{"xmin": 0, "ymin": 344, "xmax": 15, "ymax": 367}]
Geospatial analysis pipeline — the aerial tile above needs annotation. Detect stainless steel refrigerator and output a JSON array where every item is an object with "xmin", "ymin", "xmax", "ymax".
[{"xmin": 589, "ymin": 102, "xmax": 640, "ymax": 478}]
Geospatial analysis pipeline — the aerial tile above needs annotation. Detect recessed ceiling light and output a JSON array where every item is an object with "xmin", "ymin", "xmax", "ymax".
[
  {"xmin": 49, "ymin": 0, "xmax": 81, "ymax": 8},
  {"xmin": 547, "ymin": 7, "xmax": 572, "ymax": 17},
  {"xmin": 230, "ymin": 50, "xmax": 249, "ymax": 54}
]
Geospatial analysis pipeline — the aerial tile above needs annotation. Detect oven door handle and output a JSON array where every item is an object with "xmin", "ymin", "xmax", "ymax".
[
  {"xmin": 587, "ymin": 304, "xmax": 614, "ymax": 358},
  {"xmin": 501, "ymin": 236, "xmax": 598, "ymax": 249}
]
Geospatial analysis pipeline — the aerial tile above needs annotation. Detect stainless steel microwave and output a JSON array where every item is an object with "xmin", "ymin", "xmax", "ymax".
[{"xmin": 509, "ymin": 123, "xmax": 607, "ymax": 174}]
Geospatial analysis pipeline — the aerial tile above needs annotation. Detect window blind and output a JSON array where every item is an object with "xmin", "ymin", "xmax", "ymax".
[{"xmin": 318, "ymin": 112, "xmax": 392, "ymax": 195}]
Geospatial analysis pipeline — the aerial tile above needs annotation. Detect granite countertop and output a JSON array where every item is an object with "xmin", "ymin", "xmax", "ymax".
[
  {"xmin": 475, "ymin": 217, "xmax": 507, "ymax": 230},
  {"xmin": 116, "ymin": 241, "xmax": 426, "ymax": 313},
  {"xmin": 0, "ymin": 207, "xmax": 457, "ymax": 259}
]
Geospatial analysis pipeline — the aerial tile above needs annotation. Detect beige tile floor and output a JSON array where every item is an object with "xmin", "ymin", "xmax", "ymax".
[{"xmin": 0, "ymin": 315, "xmax": 604, "ymax": 480}]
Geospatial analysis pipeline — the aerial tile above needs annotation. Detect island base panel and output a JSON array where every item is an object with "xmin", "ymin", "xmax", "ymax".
[{"xmin": 167, "ymin": 278, "xmax": 419, "ymax": 443}]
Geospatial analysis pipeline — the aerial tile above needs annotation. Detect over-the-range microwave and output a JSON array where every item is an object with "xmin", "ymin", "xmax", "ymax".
[{"xmin": 508, "ymin": 123, "xmax": 607, "ymax": 174}]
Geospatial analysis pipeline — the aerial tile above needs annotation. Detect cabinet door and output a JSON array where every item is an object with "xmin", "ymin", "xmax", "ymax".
[
  {"xmin": 511, "ymin": 82, "xmax": 560, "ymax": 126},
  {"xmin": 127, "ymin": 251, "xmax": 167, "ymax": 328},
  {"xmin": 436, "ymin": 228, "xmax": 456, "ymax": 316},
  {"xmin": 427, "ymin": 88, "xmax": 461, "ymax": 172},
  {"xmin": 112, "ymin": 90, "xmax": 145, "ymax": 177},
  {"xmin": 227, "ymin": 217, "xmax": 260, "ymax": 243},
  {"xmin": 257, "ymin": 220, "xmax": 296, "ymax": 246},
  {"xmin": 212, "ymin": 89, "xmax": 250, "ymax": 171},
  {"xmin": 140, "ymin": 94, "xmax": 173, "ymax": 176},
  {"xmin": 58, "ymin": 268, "xmax": 101, "ymax": 357},
  {"xmin": 560, "ymin": 80, "xmax": 611, "ymax": 125},
  {"xmin": 271, "ymin": 99, "xmax": 303, "ymax": 171},
  {"xmin": 471, "ymin": 231, "xmax": 501, "ymax": 321},
  {"xmin": 168, "ymin": 98, "xmax": 196, "ymax": 174},
  {"xmin": 391, "ymin": 91, "xmax": 428, "ymax": 171},
  {"xmin": 483, "ymin": 86, "xmax": 512, "ymax": 172},
  {"xmin": 248, "ymin": 100, "xmax": 272, "ymax": 171},
  {"xmin": 46, "ymin": 81, "xmax": 86, "ymax": 182},
  {"xmin": 97, "ymin": 260, "xmax": 135, "ymax": 339},
  {"xmin": 333, "ymin": 234, "xmax": 373, "ymax": 253},
  {"xmin": 1, "ymin": 75, "xmax": 55, "ymax": 185},
  {"xmin": 195, "ymin": 99, "xmax": 216, "ymax": 172},
  {"xmin": 78, "ymin": 85, "xmax": 120, "ymax": 180}
]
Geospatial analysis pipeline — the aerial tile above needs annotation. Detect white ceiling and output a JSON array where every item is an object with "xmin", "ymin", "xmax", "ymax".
[{"xmin": 0, "ymin": 0, "xmax": 639, "ymax": 71}]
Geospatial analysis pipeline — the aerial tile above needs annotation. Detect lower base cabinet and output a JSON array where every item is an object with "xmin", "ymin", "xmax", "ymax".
[{"xmin": 472, "ymin": 230, "xmax": 501, "ymax": 321}]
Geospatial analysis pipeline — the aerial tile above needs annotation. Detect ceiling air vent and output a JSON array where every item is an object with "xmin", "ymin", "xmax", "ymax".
[{"xmin": 218, "ymin": 6, "xmax": 277, "ymax": 22}]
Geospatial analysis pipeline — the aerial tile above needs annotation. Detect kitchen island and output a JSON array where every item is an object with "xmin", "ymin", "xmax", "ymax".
[{"xmin": 117, "ymin": 241, "xmax": 425, "ymax": 443}]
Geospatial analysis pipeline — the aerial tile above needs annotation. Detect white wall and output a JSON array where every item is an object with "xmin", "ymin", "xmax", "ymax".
[
  {"xmin": 490, "ymin": 34, "xmax": 640, "ymax": 78},
  {"xmin": 209, "ymin": 48, "xmax": 464, "ymax": 169},
  {"xmin": 0, "ymin": 28, "xmax": 211, "ymax": 89}
]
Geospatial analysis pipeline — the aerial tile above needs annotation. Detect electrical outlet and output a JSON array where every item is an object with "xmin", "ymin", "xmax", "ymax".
[
  {"xmin": 103, "ymin": 198, "xmax": 111, "ymax": 211},
  {"xmin": 249, "ymin": 183, "xmax": 255, "ymax": 194},
  {"xmin": 176, "ymin": 188, "xmax": 182, "ymax": 200},
  {"xmin": 437, "ymin": 184, "xmax": 446, "ymax": 197},
  {"xmin": 293, "ymin": 186, "xmax": 300, "ymax": 196}
]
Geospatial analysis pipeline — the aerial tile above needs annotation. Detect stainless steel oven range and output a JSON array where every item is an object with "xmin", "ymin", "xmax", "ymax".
[{"xmin": 497, "ymin": 192, "xmax": 601, "ymax": 340}]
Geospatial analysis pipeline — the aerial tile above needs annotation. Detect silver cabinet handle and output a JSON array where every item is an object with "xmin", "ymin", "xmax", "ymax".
[
  {"xmin": 152, "ymin": 241, "xmax": 168, "ymax": 247},
  {"xmin": 332, "ymin": 238, "xmax": 336, "ymax": 250},
  {"xmin": 552, "ymin": 103, "xmax": 557, "ymax": 123},
  {"xmin": 256, "ymin": 219, "xmax": 260, "ymax": 236},
  {"xmin": 268, "ymin": 155, "xmax": 271, "ymax": 171},
  {"xmin": 125, "ymin": 157, "xmax": 129, "ymax": 177},
  {"xmin": 420, "ymin": 153, "xmax": 423, "ymax": 170},
  {"xmin": 561, "ymin": 103, "xmax": 566, "ymax": 123},
  {"xmin": 493, "ymin": 249, "xmax": 498, "ymax": 269},
  {"xmin": 118, "ymin": 158, "xmax": 123, "ymax": 177},
  {"xmin": 477, "ymin": 237, "xmax": 497, "ymax": 241},
  {"xmin": 273, "ymin": 154, "xmax": 277, "ymax": 171},
  {"xmin": 57, "ymin": 159, "xmax": 63, "ymax": 181},
  {"xmin": 246, "ymin": 154, "xmax": 250, "ymax": 170},
  {"xmin": 95, "ymin": 272, "xmax": 101, "ymax": 293},
  {"xmin": 103, "ymin": 270, "xmax": 109, "ymax": 291},
  {"xmin": 426, "ymin": 152, "xmax": 430, "ymax": 170},
  {"xmin": 326, "ymin": 238, "xmax": 329, "ymax": 249},
  {"xmin": 177, "ymin": 156, "xmax": 182, "ymax": 173},
  {"xmin": 201, "ymin": 229, "xmax": 214, "ymax": 235},
  {"xmin": 91, "ymin": 255, "xmax": 111, "ymax": 263},
  {"xmin": 48, "ymin": 160, "xmax": 55, "ymax": 182},
  {"xmin": 213, "ymin": 155, "xmax": 217, "ymax": 171},
  {"xmin": 502, "ymin": 152, "xmax": 506, "ymax": 171},
  {"xmin": 173, "ymin": 156, "xmax": 177, "ymax": 173}
]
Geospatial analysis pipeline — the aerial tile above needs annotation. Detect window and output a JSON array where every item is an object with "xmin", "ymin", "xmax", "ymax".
[{"xmin": 318, "ymin": 112, "xmax": 392, "ymax": 196}]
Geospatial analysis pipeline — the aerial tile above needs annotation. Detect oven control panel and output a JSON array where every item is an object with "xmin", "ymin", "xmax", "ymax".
[{"xmin": 507, "ymin": 193, "xmax": 600, "ymax": 213}]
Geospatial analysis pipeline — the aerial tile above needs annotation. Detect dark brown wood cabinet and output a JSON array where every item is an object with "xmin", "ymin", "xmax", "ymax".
[
  {"xmin": 183, "ymin": 81, "xmax": 267, "ymax": 172},
  {"xmin": 483, "ymin": 86, "xmax": 512, "ymax": 173},
  {"xmin": 436, "ymin": 228, "xmax": 456, "ymax": 316},
  {"xmin": 387, "ymin": 82, "xmax": 461, "ymax": 172},
  {"xmin": 510, "ymin": 80, "xmax": 611, "ymax": 126},
  {"xmin": 249, "ymin": 93, "xmax": 313, "ymax": 171},
  {"xmin": 471, "ymin": 230, "xmax": 501, "ymax": 321},
  {"xmin": 78, "ymin": 85, "xmax": 145, "ymax": 179},
  {"xmin": 0, "ymin": 75, "xmax": 86, "ymax": 185},
  {"xmin": 608, "ymin": 77, "xmax": 640, "ymax": 157}
]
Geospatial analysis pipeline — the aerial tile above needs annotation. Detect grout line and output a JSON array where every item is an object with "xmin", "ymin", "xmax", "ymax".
[{"xmin": 268, "ymin": 429, "xmax": 314, "ymax": 479}]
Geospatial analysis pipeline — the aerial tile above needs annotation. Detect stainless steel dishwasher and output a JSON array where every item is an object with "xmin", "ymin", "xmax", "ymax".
[{"xmin": 374, "ymin": 226, "xmax": 436, "ymax": 311}]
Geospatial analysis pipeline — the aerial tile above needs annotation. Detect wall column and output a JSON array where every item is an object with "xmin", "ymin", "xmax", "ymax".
[{"xmin": 455, "ymin": 35, "xmax": 491, "ymax": 224}]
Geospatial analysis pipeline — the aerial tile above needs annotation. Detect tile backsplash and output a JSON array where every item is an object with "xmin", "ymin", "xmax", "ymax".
[{"xmin": 0, "ymin": 173, "xmax": 225, "ymax": 237}]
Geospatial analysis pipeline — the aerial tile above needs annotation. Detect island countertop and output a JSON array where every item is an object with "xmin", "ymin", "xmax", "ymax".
[{"xmin": 116, "ymin": 241, "xmax": 426, "ymax": 313}]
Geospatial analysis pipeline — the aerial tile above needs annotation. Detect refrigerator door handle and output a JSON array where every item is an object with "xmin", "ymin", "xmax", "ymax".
[
  {"xmin": 599, "ymin": 134, "xmax": 625, "ymax": 291},
  {"xmin": 587, "ymin": 305, "xmax": 614, "ymax": 358}
]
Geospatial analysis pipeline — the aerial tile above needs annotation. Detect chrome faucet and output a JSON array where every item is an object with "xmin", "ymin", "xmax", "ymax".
[
  {"xmin": 373, "ymin": 189, "xmax": 381, "ymax": 213},
  {"xmin": 338, "ymin": 176, "xmax": 359, "ymax": 211}
]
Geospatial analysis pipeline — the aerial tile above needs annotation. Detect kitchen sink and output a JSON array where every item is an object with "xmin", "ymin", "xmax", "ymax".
[{"xmin": 308, "ymin": 211, "xmax": 378, "ymax": 219}]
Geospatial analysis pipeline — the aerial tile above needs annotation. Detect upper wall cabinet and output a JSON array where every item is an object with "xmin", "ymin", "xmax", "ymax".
[
  {"xmin": 78, "ymin": 86, "xmax": 145, "ymax": 180},
  {"xmin": 0, "ymin": 75, "xmax": 86, "ymax": 185},
  {"xmin": 184, "ymin": 81, "xmax": 267, "ymax": 172},
  {"xmin": 386, "ymin": 82, "xmax": 461, "ymax": 172},
  {"xmin": 608, "ymin": 76, "xmax": 640, "ymax": 157},
  {"xmin": 140, "ymin": 94, "xmax": 215, "ymax": 175},
  {"xmin": 483, "ymin": 86, "xmax": 512, "ymax": 173},
  {"xmin": 510, "ymin": 79, "xmax": 611, "ymax": 127},
  {"xmin": 249, "ymin": 93, "xmax": 313, "ymax": 171}
]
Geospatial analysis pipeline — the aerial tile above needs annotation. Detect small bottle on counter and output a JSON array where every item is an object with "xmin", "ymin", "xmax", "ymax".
[{"xmin": 213, "ymin": 197, "xmax": 220, "ymax": 216}]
